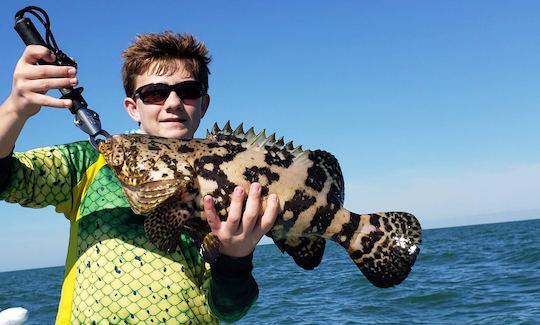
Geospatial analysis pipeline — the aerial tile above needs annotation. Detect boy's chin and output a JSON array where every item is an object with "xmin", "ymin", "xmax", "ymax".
[
  {"xmin": 140, "ymin": 124, "xmax": 196, "ymax": 139},
  {"xmin": 155, "ymin": 129, "xmax": 193, "ymax": 139}
]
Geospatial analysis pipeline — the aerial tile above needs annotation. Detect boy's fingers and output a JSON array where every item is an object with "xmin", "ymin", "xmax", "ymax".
[
  {"xmin": 23, "ymin": 65, "xmax": 76, "ymax": 80},
  {"xmin": 28, "ymin": 93, "xmax": 72, "ymax": 108},
  {"xmin": 242, "ymin": 183, "xmax": 262, "ymax": 232},
  {"xmin": 258, "ymin": 194, "xmax": 279, "ymax": 236},
  {"xmin": 22, "ymin": 45, "xmax": 55, "ymax": 65},
  {"xmin": 25, "ymin": 77, "xmax": 78, "ymax": 93},
  {"xmin": 226, "ymin": 187, "xmax": 245, "ymax": 232},
  {"xmin": 204, "ymin": 195, "xmax": 221, "ymax": 232}
]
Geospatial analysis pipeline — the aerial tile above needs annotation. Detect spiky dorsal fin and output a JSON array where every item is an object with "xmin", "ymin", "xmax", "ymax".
[
  {"xmin": 205, "ymin": 121, "xmax": 308, "ymax": 157},
  {"xmin": 234, "ymin": 123, "xmax": 244, "ymax": 135},
  {"xmin": 223, "ymin": 121, "xmax": 233, "ymax": 133},
  {"xmin": 275, "ymin": 136, "xmax": 285, "ymax": 148}
]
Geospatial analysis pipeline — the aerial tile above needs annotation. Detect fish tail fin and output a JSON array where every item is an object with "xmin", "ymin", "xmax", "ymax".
[{"xmin": 333, "ymin": 210, "xmax": 422, "ymax": 288}]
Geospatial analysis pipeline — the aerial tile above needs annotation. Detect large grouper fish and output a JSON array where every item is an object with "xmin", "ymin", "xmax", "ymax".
[{"xmin": 98, "ymin": 122, "xmax": 422, "ymax": 288}]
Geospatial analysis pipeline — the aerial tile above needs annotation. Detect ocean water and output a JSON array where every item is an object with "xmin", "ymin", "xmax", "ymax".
[{"xmin": 1, "ymin": 219, "xmax": 539, "ymax": 324}]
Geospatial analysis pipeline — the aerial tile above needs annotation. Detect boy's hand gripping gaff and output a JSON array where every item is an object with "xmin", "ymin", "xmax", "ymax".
[{"xmin": 14, "ymin": 6, "xmax": 110, "ymax": 149}]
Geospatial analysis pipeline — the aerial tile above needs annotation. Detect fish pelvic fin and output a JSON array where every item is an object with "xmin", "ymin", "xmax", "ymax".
[
  {"xmin": 331, "ymin": 210, "xmax": 422, "ymax": 288},
  {"xmin": 144, "ymin": 199, "xmax": 195, "ymax": 252}
]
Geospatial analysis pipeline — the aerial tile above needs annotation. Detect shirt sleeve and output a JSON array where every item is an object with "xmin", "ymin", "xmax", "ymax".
[
  {"xmin": 207, "ymin": 253, "xmax": 259, "ymax": 322},
  {"xmin": 0, "ymin": 141, "xmax": 98, "ymax": 216},
  {"xmin": 0, "ymin": 152, "xmax": 13, "ymax": 194}
]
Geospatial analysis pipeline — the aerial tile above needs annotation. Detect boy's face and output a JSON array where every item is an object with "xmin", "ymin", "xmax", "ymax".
[{"xmin": 123, "ymin": 60, "xmax": 210, "ymax": 139}]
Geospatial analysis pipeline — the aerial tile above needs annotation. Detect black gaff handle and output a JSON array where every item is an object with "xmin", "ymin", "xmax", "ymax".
[
  {"xmin": 15, "ymin": 5, "xmax": 77, "ymax": 65},
  {"xmin": 13, "ymin": 6, "xmax": 110, "ymax": 148},
  {"xmin": 14, "ymin": 16, "xmax": 46, "ymax": 46}
]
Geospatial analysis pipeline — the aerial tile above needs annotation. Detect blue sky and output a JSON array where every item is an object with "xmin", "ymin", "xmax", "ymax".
[{"xmin": 1, "ymin": 1, "xmax": 539, "ymax": 272}]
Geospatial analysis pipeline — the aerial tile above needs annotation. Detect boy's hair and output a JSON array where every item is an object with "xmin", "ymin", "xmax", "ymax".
[{"xmin": 121, "ymin": 31, "xmax": 211, "ymax": 97}]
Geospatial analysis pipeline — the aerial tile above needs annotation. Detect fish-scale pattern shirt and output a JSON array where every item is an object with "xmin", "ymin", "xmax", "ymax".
[{"xmin": 0, "ymin": 140, "xmax": 258, "ymax": 324}]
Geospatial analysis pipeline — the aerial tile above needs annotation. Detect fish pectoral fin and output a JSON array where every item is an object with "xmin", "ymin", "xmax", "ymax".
[
  {"xmin": 347, "ymin": 211, "xmax": 422, "ymax": 288},
  {"xmin": 144, "ymin": 199, "xmax": 194, "ymax": 253},
  {"xmin": 274, "ymin": 236, "xmax": 326, "ymax": 270},
  {"xmin": 124, "ymin": 179, "xmax": 181, "ymax": 214}
]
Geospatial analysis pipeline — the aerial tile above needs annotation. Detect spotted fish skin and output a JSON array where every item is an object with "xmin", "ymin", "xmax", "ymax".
[{"xmin": 98, "ymin": 122, "xmax": 422, "ymax": 288}]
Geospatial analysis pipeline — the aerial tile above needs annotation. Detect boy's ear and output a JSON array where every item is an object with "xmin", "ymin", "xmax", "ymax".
[
  {"xmin": 201, "ymin": 94, "xmax": 210, "ymax": 118},
  {"xmin": 124, "ymin": 97, "xmax": 141, "ymax": 123}
]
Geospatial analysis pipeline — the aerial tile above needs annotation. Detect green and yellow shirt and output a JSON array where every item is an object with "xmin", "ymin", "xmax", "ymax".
[{"xmin": 0, "ymin": 141, "xmax": 258, "ymax": 324}]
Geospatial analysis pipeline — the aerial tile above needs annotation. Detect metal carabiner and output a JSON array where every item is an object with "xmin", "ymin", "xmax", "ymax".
[{"xmin": 74, "ymin": 108, "xmax": 111, "ymax": 149}]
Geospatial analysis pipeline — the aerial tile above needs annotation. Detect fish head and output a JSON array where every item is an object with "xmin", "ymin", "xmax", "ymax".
[
  {"xmin": 98, "ymin": 134, "xmax": 195, "ymax": 215},
  {"xmin": 98, "ymin": 135, "xmax": 125, "ymax": 167},
  {"xmin": 98, "ymin": 134, "xmax": 151, "ymax": 186}
]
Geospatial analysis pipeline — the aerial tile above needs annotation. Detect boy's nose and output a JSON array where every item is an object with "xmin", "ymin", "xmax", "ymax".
[{"xmin": 163, "ymin": 91, "xmax": 183, "ymax": 110}]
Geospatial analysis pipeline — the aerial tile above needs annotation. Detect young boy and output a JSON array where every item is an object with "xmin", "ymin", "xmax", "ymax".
[{"xmin": 0, "ymin": 31, "xmax": 279, "ymax": 324}]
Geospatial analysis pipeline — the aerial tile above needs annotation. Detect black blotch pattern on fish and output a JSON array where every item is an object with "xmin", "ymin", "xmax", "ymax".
[
  {"xmin": 272, "ymin": 190, "xmax": 316, "ymax": 238},
  {"xmin": 264, "ymin": 146, "xmax": 294, "ymax": 168},
  {"xmin": 178, "ymin": 145, "xmax": 194, "ymax": 153},
  {"xmin": 197, "ymin": 160, "xmax": 235, "ymax": 215},
  {"xmin": 194, "ymin": 142, "xmax": 247, "ymax": 215},
  {"xmin": 370, "ymin": 214, "xmax": 381, "ymax": 228},
  {"xmin": 362, "ymin": 230, "xmax": 384, "ymax": 255},
  {"xmin": 243, "ymin": 166, "xmax": 280, "ymax": 196},
  {"xmin": 305, "ymin": 150, "xmax": 345, "ymax": 204},
  {"xmin": 147, "ymin": 143, "xmax": 162, "ymax": 151},
  {"xmin": 331, "ymin": 213, "xmax": 360, "ymax": 247},
  {"xmin": 160, "ymin": 156, "xmax": 179, "ymax": 174},
  {"xmin": 212, "ymin": 133, "xmax": 248, "ymax": 143},
  {"xmin": 304, "ymin": 182, "xmax": 342, "ymax": 238},
  {"xmin": 206, "ymin": 142, "xmax": 222, "ymax": 149},
  {"xmin": 243, "ymin": 166, "xmax": 280, "ymax": 184},
  {"xmin": 305, "ymin": 153, "xmax": 326, "ymax": 192},
  {"xmin": 309, "ymin": 204, "xmax": 337, "ymax": 236}
]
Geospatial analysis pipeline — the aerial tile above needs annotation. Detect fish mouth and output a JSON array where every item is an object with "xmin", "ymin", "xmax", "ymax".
[
  {"xmin": 98, "ymin": 136, "xmax": 123, "ymax": 167},
  {"xmin": 97, "ymin": 139, "xmax": 110, "ymax": 156}
]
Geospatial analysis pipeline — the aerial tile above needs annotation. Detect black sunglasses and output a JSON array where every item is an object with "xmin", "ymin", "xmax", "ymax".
[{"xmin": 132, "ymin": 80, "xmax": 205, "ymax": 104}]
